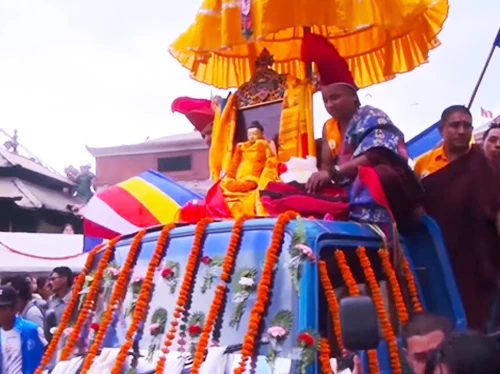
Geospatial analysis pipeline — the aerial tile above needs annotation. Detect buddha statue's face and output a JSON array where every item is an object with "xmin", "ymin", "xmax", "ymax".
[{"xmin": 247, "ymin": 127, "xmax": 264, "ymax": 144}]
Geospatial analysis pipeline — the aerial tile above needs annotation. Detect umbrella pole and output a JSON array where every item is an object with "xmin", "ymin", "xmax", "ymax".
[{"xmin": 303, "ymin": 26, "xmax": 313, "ymax": 79}]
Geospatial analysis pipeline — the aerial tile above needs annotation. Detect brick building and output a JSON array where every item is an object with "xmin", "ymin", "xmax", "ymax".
[{"xmin": 87, "ymin": 132, "xmax": 212, "ymax": 195}]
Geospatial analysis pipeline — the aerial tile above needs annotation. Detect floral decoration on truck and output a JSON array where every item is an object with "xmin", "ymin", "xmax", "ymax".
[
  {"xmin": 160, "ymin": 261, "xmax": 180, "ymax": 294},
  {"xmin": 230, "ymin": 267, "xmax": 258, "ymax": 327}
]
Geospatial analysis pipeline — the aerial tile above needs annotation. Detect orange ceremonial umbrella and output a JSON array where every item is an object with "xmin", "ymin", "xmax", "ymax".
[{"xmin": 170, "ymin": 0, "xmax": 449, "ymax": 89}]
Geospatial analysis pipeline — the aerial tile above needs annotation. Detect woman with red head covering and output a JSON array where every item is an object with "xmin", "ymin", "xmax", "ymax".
[{"xmin": 171, "ymin": 97, "xmax": 215, "ymax": 146}]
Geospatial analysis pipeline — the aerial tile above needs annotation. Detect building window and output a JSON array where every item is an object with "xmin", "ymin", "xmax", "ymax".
[{"xmin": 157, "ymin": 155, "xmax": 192, "ymax": 172}]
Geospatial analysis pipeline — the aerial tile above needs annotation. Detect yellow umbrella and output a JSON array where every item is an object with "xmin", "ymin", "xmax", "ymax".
[{"xmin": 170, "ymin": 0, "xmax": 449, "ymax": 89}]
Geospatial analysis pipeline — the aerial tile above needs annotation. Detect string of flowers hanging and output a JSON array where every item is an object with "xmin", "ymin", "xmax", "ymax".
[
  {"xmin": 334, "ymin": 249, "xmax": 380, "ymax": 374},
  {"xmin": 190, "ymin": 214, "xmax": 248, "ymax": 373},
  {"xmin": 357, "ymin": 247, "xmax": 401, "ymax": 374},
  {"xmin": 154, "ymin": 217, "xmax": 213, "ymax": 373},
  {"xmin": 80, "ymin": 229, "xmax": 147, "ymax": 373},
  {"xmin": 34, "ymin": 241, "xmax": 113, "ymax": 374},
  {"xmin": 111, "ymin": 224, "xmax": 175, "ymax": 374},
  {"xmin": 59, "ymin": 237, "xmax": 121, "ymax": 361},
  {"xmin": 319, "ymin": 337, "xmax": 333, "ymax": 374},
  {"xmin": 234, "ymin": 211, "xmax": 298, "ymax": 374},
  {"xmin": 378, "ymin": 249, "xmax": 409, "ymax": 325},
  {"xmin": 318, "ymin": 260, "xmax": 343, "ymax": 351},
  {"xmin": 402, "ymin": 256, "xmax": 423, "ymax": 312}
]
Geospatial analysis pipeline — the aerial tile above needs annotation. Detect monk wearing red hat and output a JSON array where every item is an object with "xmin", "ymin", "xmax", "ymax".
[
  {"xmin": 302, "ymin": 33, "xmax": 423, "ymax": 228},
  {"xmin": 171, "ymin": 97, "xmax": 215, "ymax": 146}
]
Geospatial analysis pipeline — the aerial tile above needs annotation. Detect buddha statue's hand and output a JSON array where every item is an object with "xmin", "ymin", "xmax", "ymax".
[{"xmin": 237, "ymin": 180, "xmax": 258, "ymax": 193}]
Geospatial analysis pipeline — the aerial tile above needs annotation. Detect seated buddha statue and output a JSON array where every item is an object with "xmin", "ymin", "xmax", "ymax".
[{"xmin": 220, "ymin": 121, "xmax": 279, "ymax": 216}]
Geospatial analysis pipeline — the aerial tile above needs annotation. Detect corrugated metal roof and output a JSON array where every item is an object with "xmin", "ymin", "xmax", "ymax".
[
  {"xmin": 0, "ymin": 147, "xmax": 72, "ymax": 185},
  {"xmin": 0, "ymin": 177, "xmax": 83, "ymax": 212}
]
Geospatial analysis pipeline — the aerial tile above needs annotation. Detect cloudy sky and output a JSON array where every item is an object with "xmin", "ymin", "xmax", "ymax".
[{"xmin": 0, "ymin": 0, "xmax": 499, "ymax": 172}]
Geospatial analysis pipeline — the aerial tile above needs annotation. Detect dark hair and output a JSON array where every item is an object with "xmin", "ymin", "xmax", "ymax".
[
  {"xmin": 424, "ymin": 331, "xmax": 500, "ymax": 374},
  {"xmin": 248, "ymin": 121, "xmax": 264, "ymax": 133},
  {"xmin": 51, "ymin": 266, "xmax": 74, "ymax": 287},
  {"xmin": 37, "ymin": 276, "xmax": 48, "ymax": 290},
  {"xmin": 9, "ymin": 275, "xmax": 32, "ymax": 302},
  {"xmin": 402, "ymin": 312, "xmax": 452, "ymax": 348},
  {"xmin": 0, "ymin": 277, "xmax": 12, "ymax": 286},
  {"xmin": 483, "ymin": 122, "xmax": 500, "ymax": 141},
  {"xmin": 439, "ymin": 105, "xmax": 472, "ymax": 128}
]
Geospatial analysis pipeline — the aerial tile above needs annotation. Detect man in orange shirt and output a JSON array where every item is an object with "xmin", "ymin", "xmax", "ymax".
[{"xmin": 415, "ymin": 105, "xmax": 500, "ymax": 331}]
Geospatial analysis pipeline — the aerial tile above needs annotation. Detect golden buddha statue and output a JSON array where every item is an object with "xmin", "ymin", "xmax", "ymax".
[{"xmin": 220, "ymin": 121, "xmax": 279, "ymax": 216}]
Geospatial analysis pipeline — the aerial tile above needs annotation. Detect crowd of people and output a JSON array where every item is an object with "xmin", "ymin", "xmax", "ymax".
[{"xmin": 0, "ymin": 267, "xmax": 73, "ymax": 373}]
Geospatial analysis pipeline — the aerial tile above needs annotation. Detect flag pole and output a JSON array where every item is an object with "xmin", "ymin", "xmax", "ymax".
[{"xmin": 467, "ymin": 28, "xmax": 500, "ymax": 109}]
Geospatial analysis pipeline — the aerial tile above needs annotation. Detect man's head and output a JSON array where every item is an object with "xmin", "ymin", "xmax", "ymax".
[
  {"xmin": 200, "ymin": 122, "xmax": 213, "ymax": 147},
  {"xmin": 37, "ymin": 276, "xmax": 52, "ymax": 300},
  {"xmin": 403, "ymin": 312, "xmax": 452, "ymax": 374},
  {"xmin": 247, "ymin": 121, "xmax": 265, "ymax": 144},
  {"xmin": 483, "ymin": 123, "xmax": 500, "ymax": 165},
  {"xmin": 321, "ymin": 84, "xmax": 360, "ymax": 123},
  {"xmin": 0, "ymin": 286, "xmax": 18, "ymax": 328},
  {"xmin": 49, "ymin": 266, "xmax": 74, "ymax": 295},
  {"xmin": 439, "ymin": 105, "xmax": 473, "ymax": 154}
]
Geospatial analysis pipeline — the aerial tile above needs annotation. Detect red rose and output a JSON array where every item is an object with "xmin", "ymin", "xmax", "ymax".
[
  {"xmin": 90, "ymin": 322, "xmax": 100, "ymax": 331},
  {"xmin": 278, "ymin": 163, "xmax": 288, "ymax": 175},
  {"xmin": 188, "ymin": 324, "xmax": 202, "ymax": 336},
  {"xmin": 201, "ymin": 256, "xmax": 211, "ymax": 265},
  {"xmin": 298, "ymin": 332, "xmax": 314, "ymax": 346},
  {"xmin": 161, "ymin": 268, "xmax": 173, "ymax": 278}
]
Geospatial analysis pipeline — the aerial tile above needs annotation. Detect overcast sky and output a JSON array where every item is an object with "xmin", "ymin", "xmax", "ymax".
[{"xmin": 0, "ymin": 0, "xmax": 499, "ymax": 172}]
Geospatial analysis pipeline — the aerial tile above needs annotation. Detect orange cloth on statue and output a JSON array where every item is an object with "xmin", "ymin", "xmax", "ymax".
[
  {"xmin": 220, "ymin": 139, "xmax": 279, "ymax": 216},
  {"xmin": 323, "ymin": 118, "xmax": 343, "ymax": 157}
]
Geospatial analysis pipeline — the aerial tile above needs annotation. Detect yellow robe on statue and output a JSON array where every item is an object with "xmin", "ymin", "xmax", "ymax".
[{"xmin": 220, "ymin": 139, "xmax": 278, "ymax": 217}]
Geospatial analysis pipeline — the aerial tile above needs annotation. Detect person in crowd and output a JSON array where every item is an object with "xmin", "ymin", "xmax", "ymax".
[
  {"xmin": 301, "ymin": 33, "xmax": 424, "ymax": 228},
  {"xmin": 0, "ymin": 285, "xmax": 46, "ymax": 374},
  {"xmin": 36, "ymin": 276, "xmax": 52, "ymax": 301},
  {"xmin": 402, "ymin": 312, "xmax": 453, "ymax": 374},
  {"xmin": 9, "ymin": 276, "xmax": 45, "ymax": 330},
  {"xmin": 48, "ymin": 266, "xmax": 74, "ymax": 323},
  {"xmin": 482, "ymin": 122, "xmax": 500, "ymax": 167},
  {"xmin": 171, "ymin": 96, "xmax": 215, "ymax": 147},
  {"xmin": 414, "ymin": 105, "xmax": 500, "ymax": 331},
  {"xmin": 424, "ymin": 331, "xmax": 500, "ymax": 374}
]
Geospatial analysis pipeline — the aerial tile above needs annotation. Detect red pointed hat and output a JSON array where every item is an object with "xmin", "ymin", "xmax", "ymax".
[
  {"xmin": 301, "ymin": 33, "xmax": 357, "ymax": 90},
  {"xmin": 171, "ymin": 97, "xmax": 215, "ymax": 132}
]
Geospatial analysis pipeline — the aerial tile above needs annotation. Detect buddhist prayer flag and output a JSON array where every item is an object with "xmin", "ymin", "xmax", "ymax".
[
  {"xmin": 82, "ymin": 170, "xmax": 202, "ymax": 241},
  {"xmin": 481, "ymin": 107, "xmax": 494, "ymax": 118}
]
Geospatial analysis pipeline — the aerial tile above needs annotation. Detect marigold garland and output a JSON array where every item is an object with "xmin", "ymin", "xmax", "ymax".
[
  {"xmin": 57, "ymin": 237, "xmax": 120, "ymax": 362},
  {"xmin": 319, "ymin": 337, "xmax": 333, "ymax": 374},
  {"xmin": 190, "ymin": 284, "xmax": 226, "ymax": 374},
  {"xmin": 220, "ymin": 214, "xmax": 249, "ymax": 282},
  {"xmin": 378, "ymin": 249, "xmax": 409, "ymax": 325},
  {"xmin": 318, "ymin": 260, "xmax": 343, "ymax": 351},
  {"xmin": 155, "ymin": 218, "xmax": 213, "ymax": 374},
  {"xmin": 357, "ymin": 247, "xmax": 401, "ymax": 374},
  {"xmin": 80, "ymin": 229, "xmax": 147, "ymax": 374},
  {"xmin": 335, "ymin": 250, "xmax": 379, "ymax": 374},
  {"xmin": 402, "ymin": 256, "xmax": 423, "ymax": 312},
  {"xmin": 190, "ymin": 214, "xmax": 249, "ymax": 373},
  {"xmin": 234, "ymin": 211, "xmax": 298, "ymax": 374},
  {"xmin": 110, "ymin": 224, "xmax": 175, "ymax": 374},
  {"xmin": 34, "ymin": 241, "xmax": 112, "ymax": 374}
]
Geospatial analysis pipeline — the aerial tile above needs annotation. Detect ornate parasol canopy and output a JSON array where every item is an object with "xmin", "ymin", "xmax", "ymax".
[{"xmin": 170, "ymin": 0, "xmax": 449, "ymax": 89}]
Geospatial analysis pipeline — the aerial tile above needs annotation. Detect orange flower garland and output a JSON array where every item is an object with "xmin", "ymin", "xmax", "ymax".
[
  {"xmin": 190, "ymin": 284, "xmax": 226, "ymax": 373},
  {"xmin": 80, "ymin": 229, "xmax": 146, "ymax": 373},
  {"xmin": 402, "ymin": 256, "xmax": 423, "ymax": 312},
  {"xmin": 191, "ymin": 215, "xmax": 249, "ymax": 373},
  {"xmin": 379, "ymin": 249, "xmax": 409, "ymax": 325},
  {"xmin": 111, "ymin": 224, "xmax": 175, "ymax": 374},
  {"xmin": 234, "ymin": 211, "xmax": 298, "ymax": 374},
  {"xmin": 221, "ymin": 215, "xmax": 249, "ymax": 282},
  {"xmin": 318, "ymin": 260, "xmax": 343, "ymax": 351},
  {"xmin": 34, "ymin": 241, "xmax": 111, "ymax": 374},
  {"xmin": 57, "ymin": 237, "xmax": 120, "ymax": 361},
  {"xmin": 357, "ymin": 247, "xmax": 401, "ymax": 374},
  {"xmin": 319, "ymin": 337, "xmax": 333, "ymax": 374},
  {"xmin": 155, "ymin": 218, "xmax": 213, "ymax": 374},
  {"xmin": 335, "ymin": 250, "xmax": 380, "ymax": 374}
]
